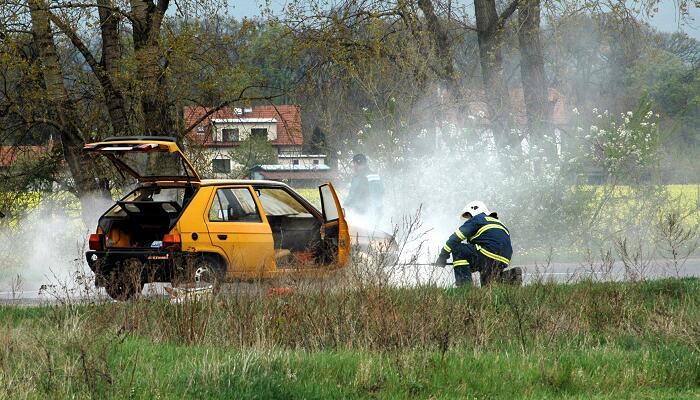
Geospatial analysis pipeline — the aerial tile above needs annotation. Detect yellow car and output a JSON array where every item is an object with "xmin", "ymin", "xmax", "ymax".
[{"xmin": 84, "ymin": 137, "xmax": 350, "ymax": 300}]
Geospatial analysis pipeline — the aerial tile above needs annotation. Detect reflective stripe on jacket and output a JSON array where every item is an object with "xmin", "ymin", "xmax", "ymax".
[{"xmin": 440, "ymin": 212, "xmax": 513, "ymax": 265}]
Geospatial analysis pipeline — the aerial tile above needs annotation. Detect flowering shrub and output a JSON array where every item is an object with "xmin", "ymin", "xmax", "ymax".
[
  {"xmin": 583, "ymin": 102, "xmax": 661, "ymax": 181},
  {"xmin": 341, "ymin": 100, "xmax": 672, "ymax": 257}
]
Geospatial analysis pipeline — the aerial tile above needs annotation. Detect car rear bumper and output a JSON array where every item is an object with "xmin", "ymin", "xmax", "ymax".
[{"xmin": 86, "ymin": 249, "xmax": 180, "ymax": 286}]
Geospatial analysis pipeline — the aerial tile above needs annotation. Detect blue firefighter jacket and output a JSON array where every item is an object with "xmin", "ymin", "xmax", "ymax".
[
  {"xmin": 345, "ymin": 166, "xmax": 383, "ymax": 216},
  {"xmin": 439, "ymin": 212, "xmax": 513, "ymax": 265}
]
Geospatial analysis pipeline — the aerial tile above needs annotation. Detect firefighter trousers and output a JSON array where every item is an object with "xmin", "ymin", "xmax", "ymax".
[{"xmin": 451, "ymin": 242, "xmax": 507, "ymax": 287}]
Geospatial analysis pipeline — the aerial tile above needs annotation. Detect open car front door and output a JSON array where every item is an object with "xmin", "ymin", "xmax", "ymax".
[
  {"xmin": 83, "ymin": 137, "xmax": 200, "ymax": 183},
  {"xmin": 318, "ymin": 182, "xmax": 350, "ymax": 267}
]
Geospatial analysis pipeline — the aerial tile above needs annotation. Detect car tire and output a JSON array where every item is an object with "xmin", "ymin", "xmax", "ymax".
[
  {"xmin": 194, "ymin": 256, "xmax": 226, "ymax": 289},
  {"xmin": 174, "ymin": 255, "xmax": 226, "ymax": 291},
  {"xmin": 105, "ymin": 276, "xmax": 144, "ymax": 301},
  {"xmin": 105, "ymin": 259, "xmax": 144, "ymax": 301}
]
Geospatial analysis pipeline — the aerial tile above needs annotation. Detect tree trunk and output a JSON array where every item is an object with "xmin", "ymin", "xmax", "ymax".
[
  {"xmin": 29, "ymin": 0, "xmax": 110, "ymax": 223},
  {"xmin": 517, "ymin": 0, "xmax": 549, "ymax": 142},
  {"xmin": 97, "ymin": 0, "xmax": 130, "ymax": 135},
  {"xmin": 474, "ymin": 0, "xmax": 514, "ymax": 147},
  {"xmin": 130, "ymin": 0, "xmax": 175, "ymax": 136},
  {"xmin": 417, "ymin": 0, "xmax": 457, "ymax": 91}
]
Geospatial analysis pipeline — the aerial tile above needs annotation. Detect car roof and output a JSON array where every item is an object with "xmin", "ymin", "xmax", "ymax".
[{"xmin": 199, "ymin": 179, "xmax": 292, "ymax": 188}]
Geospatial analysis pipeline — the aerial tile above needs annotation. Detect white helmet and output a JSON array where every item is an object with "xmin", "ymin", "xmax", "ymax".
[{"xmin": 461, "ymin": 200, "xmax": 490, "ymax": 219}]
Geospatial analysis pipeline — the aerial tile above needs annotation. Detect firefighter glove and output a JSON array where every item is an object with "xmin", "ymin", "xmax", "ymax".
[{"xmin": 434, "ymin": 254, "xmax": 448, "ymax": 268}]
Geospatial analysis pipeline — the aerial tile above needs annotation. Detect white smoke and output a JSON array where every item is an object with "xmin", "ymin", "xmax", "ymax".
[{"xmin": 0, "ymin": 195, "xmax": 113, "ymax": 298}]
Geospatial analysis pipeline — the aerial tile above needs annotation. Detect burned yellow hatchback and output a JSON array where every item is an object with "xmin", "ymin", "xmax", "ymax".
[{"xmin": 84, "ymin": 137, "xmax": 350, "ymax": 300}]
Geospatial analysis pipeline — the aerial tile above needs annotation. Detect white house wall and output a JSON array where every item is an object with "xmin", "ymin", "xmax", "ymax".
[
  {"xmin": 278, "ymin": 156, "xmax": 326, "ymax": 166},
  {"xmin": 212, "ymin": 122, "xmax": 278, "ymax": 141},
  {"xmin": 203, "ymin": 147, "xmax": 313, "ymax": 168}
]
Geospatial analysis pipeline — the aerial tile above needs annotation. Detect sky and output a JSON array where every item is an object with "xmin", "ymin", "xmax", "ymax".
[{"xmin": 226, "ymin": 0, "xmax": 700, "ymax": 39}]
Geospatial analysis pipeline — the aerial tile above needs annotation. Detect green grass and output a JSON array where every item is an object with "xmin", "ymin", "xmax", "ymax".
[
  {"xmin": 296, "ymin": 187, "xmax": 322, "ymax": 210},
  {"xmin": 47, "ymin": 340, "xmax": 700, "ymax": 399},
  {"xmin": 0, "ymin": 305, "xmax": 50, "ymax": 325},
  {"xmin": 1, "ymin": 279, "xmax": 699, "ymax": 398}
]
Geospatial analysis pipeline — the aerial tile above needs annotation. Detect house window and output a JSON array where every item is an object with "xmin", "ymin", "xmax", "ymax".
[
  {"xmin": 212, "ymin": 159, "xmax": 231, "ymax": 173},
  {"xmin": 313, "ymin": 159, "xmax": 319, "ymax": 165},
  {"xmin": 251, "ymin": 128, "xmax": 268, "ymax": 139},
  {"xmin": 196, "ymin": 126, "xmax": 205, "ymax": 135},
  {"xmin": 222, "ymin": 128, "xmax": 239, "ymax": 142},
  {"xmin": 292, "ymin": 160, "xmax": 299, "ymax": 165}
]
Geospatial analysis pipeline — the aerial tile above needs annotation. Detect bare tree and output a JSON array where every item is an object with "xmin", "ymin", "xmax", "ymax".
[
  {"xmin": 416, "ymin": 0, "xmax": 457, "ymax": 90},
  {"xmin": 130, "ymin": 0, "xmax": 175, "ymax": 135},
  {"xmin": 28, "ymin": 0, "xmax": 110, "ymax": 221},
  {"xmin": 474, "ymin": 0, "xmax": 519, "ymax": 147},
  {"xmin": 47, "ymin": 6, "xmax": 130, "ymax": 136},
  {"xmin": 517, "ymin": 0, "xmax": 549, "ymax": 141}
]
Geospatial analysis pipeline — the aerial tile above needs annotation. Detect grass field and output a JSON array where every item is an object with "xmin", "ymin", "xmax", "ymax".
[{"xmin": 1, "ymin": 278, "xmax": 699, "ymax": 398}]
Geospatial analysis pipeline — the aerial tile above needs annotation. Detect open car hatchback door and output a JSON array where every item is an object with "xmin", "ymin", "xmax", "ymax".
[
  {"xmin": 83, "ymin": 137, "xmax": 200, "ymax": 183},
  {"xmin": 319, "ymin": 183, "xmax": 350, "ymax": 267}
]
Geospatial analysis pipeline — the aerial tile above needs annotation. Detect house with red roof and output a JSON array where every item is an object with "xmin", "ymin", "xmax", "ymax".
[
  {"xmin": 0, "ymin": 144, "xmax": 53, "ymax": 171},
  {"xmin": 183, "ymin": 105, "xmax": 331, "ymax": 183}
]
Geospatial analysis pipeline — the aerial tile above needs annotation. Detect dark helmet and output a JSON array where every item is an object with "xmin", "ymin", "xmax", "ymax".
[{"xmin": 352, "ymin": 153, "xmax": 367, "ymax": 165}]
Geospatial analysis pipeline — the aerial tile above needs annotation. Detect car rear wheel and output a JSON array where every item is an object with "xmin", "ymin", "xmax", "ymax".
[
  {"xmin": 104, "ymin": 258, "xmax": 144, "ymax": 301},
  {"xmin": 105, "ymin": 279, "xmax": 144, "ymax": 301}
]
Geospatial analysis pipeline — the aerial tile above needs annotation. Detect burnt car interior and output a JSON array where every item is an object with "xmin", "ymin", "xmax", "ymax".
[
  {"xmin": 100, "ymin": 186, "xmax": 196, "ymax": 248},
  {"xmin": 254, "ymin": 187, "xmax": 323, "ymax": 266}
]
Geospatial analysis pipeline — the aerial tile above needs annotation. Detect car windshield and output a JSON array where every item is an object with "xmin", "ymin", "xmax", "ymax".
[
  {"xmin": 257, "ymin": 188, "xmax": 313, "ymax": 217},
  {"xmin": 113, "ymin": 151, "xmax": 197, "ymax": 179},
  {"xmin": 104, "ymin": 187, "xmax": 188, "ymax": 217}
]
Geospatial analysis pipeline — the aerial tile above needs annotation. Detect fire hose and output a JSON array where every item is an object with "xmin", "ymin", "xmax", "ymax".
[
  {"xmin": 411, "ymin": 262, "xmax": 453, "ymax": 268},
  {"xmin": 411, "ymin": 262, "xmax": 522, "ymax": 274}
]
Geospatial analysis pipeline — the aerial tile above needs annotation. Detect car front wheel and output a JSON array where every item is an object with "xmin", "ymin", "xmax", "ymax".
[{"xmin": 174, "ymin": 255, "xmax": 226, "ymax": 291}]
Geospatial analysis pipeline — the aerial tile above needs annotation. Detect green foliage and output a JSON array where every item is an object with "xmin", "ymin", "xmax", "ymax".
[{"xmin": 228, "ymin": 135, "xmax": 278, "ymax": 176}]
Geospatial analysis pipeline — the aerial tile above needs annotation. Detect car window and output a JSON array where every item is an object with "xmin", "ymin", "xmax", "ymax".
[
  {"xmin": 257, "ymin": 188, "xmax": 313, "ymax": 217},
  {"xmin": 104, "ymin": 187, "xmax": 187, "ymax": 217},
  {"xmin": 114, "ymin": 151, "xmax": 197, "ymax": 179},
  {"xmin": 209, "ymin": 188, "xmax": 262, "ymax": 222},
  {"xmin": 320, "ymin": 184, "xmax": 339, "ymax": 221}
]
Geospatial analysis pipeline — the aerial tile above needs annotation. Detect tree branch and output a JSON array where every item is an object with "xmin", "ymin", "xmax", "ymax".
[
  {"xmin": 47, "ymin": 2, "xmax": 135, "ymax": 25},
  {"xmin": 47, "ymin": 14, "xmax": 102, "ymax": 80},
  {"xmin": 486, "ymin": 0, "xmax": 520, "ymax": 36}
]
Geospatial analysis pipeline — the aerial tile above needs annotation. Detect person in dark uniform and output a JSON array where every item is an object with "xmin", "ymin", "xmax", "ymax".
[
  {"xmin": 344, "ymin": 154, "xmax": 383, "ymax": 219},
  {"xmin": 435, "ymin": 201, "xmax": 516, "ymax": 287}
]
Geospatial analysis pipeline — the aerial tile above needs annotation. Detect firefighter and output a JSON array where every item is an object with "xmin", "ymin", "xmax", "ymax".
[
  {"xmin": 344, "ymin": 154, "xmax": 383, "ymax": 219},
  {"xmin": 435, "ymin": 201, "xmax": 513, "ymax": 287}
]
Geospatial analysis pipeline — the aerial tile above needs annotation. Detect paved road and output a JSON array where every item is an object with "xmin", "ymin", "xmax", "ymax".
[
  {"xmin": 387, "ymin": 257, "xmax": 700, "ymax": 287},
  {"xmin": 1, "ymin": 257, "xmax": 699, "ymax": 305}
]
